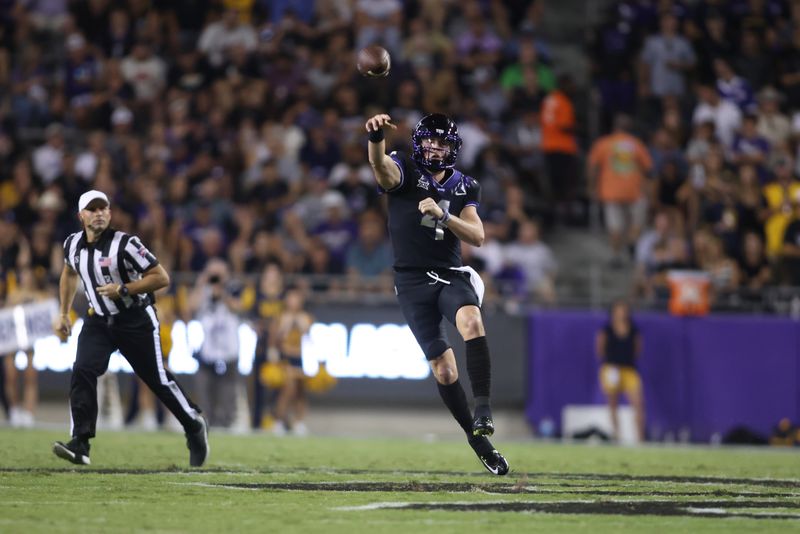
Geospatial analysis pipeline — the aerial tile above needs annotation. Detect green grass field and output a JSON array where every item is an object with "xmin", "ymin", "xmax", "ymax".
[{"xmin": 1, "ymin": 428, "xmax": 799, "ymax": 533}]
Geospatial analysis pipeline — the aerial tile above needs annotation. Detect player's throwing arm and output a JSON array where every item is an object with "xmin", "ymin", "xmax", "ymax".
[{"xmin": 366, "ymin": 114, "xmax": 399, "ymax": 190}]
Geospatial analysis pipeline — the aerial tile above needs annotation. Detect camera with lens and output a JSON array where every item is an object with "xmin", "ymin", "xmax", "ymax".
[{"xmin": 208, "ymin": 275, "xmax": 221, "ymax": 284}]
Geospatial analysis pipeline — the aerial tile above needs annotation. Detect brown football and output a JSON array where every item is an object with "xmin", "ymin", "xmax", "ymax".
[{"xmin": 357, "ymin": 45, "xmax": 391, "ymax": 77}]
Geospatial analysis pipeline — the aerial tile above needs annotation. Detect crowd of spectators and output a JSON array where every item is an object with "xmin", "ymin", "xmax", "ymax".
[
  {"xmin": 587, "ymin": 0, "xmax": 800, "ymax": 309},
  {"xmin": 2, "ymin": 0, "xmax": 800, "ymax": 313},
  {"xmin": 0, "ymin": 0, "xmax": 561, "ymax": 310}
]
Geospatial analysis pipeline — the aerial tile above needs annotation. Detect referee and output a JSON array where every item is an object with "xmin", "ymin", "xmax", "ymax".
[{"xmin": 52, "ymin": 190, "xmax": 209, "ymax": 466}]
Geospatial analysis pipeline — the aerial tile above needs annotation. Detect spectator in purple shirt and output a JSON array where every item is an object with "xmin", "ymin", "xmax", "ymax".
[
  {"xmin": 300, "ymin": 126, "xmax": 341, "ymax": 176},
  {"xmin": 714, "ymin": 57, "xmax": 755, "ymax": 113},
  {"xmin": 61, "ymin": 33, "xmax": 101, "ymax": 126},
  {"xmin": 10, "ymin": 44, "xmax": 50, "ymax": 127},
  {"xmin": 731, "ymin": 114, "xmax": 770, "ymax": 181},
  {"xmin": 456, "ymin": 12, "xmax": 503, "ymax": 62},
  {"xmin": 345, "ymin": 209, "xmax": 393, "ymax": 290},
  {"xmin": 310, "ymin": 197, "xmax": 357, "ymax": 273}
]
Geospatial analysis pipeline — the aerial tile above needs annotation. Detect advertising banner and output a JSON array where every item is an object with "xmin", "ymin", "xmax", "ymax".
[{"xmin": 0, "ymin": 299, "xmax": 58, "ymax": 353}]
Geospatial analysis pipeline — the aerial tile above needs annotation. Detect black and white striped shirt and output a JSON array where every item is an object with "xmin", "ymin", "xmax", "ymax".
[{"xmin": 63, "ymin": 229, "xmax": 159, "ymax": 316}]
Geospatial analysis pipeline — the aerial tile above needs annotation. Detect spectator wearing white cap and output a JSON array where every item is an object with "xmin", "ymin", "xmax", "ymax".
[{"xmin": 111, "ymin": 106, "xmax": 133, "ymax": 130}]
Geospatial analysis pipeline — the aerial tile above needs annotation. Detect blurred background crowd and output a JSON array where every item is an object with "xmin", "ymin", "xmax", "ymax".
[
  {"xmin": 0, "ymin": 0, "xmax": 799, "ymax": 313},
  {"xmin": 2, "ymin": 0, "xmax": 800, "ymax": 442}
]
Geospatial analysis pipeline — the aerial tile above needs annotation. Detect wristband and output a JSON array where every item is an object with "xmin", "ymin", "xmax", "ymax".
[
  {"xmin": 438, "ymin": 211, "xmax": 451, "ymax": 227},
  {"xmin": 368, "ymin": 128, "xmax": 385, "ymax": 143}
]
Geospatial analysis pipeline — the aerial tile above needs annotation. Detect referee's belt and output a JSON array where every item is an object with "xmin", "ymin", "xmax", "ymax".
[{"xmin": 88, "ymin": 304, "xmax": 146, "ymax": 323}]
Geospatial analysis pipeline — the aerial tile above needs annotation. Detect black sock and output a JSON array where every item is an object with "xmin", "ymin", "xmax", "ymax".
[
  {"xmin": 474, "ymin": 402, "xmax": 492, "ymax": 420},
  {"xmin": 466, "ymin": 336, "xmax": 491, "ymax": 403},
  {"xmin": 436, "ymin": 379, "xmax": 473, "ymax": 435}
]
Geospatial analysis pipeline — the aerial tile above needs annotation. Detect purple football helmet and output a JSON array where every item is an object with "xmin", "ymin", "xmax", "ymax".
[{"xmin": 411, "ymin": 113, "xmax": 462, "ymax": 173}]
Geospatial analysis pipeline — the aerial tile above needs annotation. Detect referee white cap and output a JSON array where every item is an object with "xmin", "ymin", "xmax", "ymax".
[{"xmin": 78, "ymin": 190, "xmax": 110, "ymax": 212}]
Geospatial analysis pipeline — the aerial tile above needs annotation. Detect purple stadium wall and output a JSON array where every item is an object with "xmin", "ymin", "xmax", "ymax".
[{"xmin": 526, "ymin": 311, "xmax": 800, "ymax": 443}]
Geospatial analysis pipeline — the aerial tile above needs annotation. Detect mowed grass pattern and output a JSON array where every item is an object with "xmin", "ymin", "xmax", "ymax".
[{"xmin": 1, "ymin": 428, "xmax": 799, "ymax": 533}]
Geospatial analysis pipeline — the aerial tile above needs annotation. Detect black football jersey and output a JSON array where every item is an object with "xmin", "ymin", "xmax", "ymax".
[{"xmin": 381, "ymin": 151, "xmax": 481, "ymax": 269}]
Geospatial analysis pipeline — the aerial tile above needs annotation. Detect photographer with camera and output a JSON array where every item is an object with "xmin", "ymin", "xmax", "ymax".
[{"xmin": 188, "ymin": 259, "xmax": 244, "ymax": 429}]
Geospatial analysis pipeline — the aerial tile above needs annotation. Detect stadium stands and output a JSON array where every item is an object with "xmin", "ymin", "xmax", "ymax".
[{"xmin": 0, "ymin": 0, "xmax": 799, "ymax": 315}]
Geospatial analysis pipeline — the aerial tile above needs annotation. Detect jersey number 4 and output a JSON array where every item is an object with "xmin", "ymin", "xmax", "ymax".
[{"xmin": 420, "ymin": 200, "xmax": 451, "ymax": 241}]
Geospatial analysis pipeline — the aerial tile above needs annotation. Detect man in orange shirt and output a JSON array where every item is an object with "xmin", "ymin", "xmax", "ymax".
[
  {"xmin": 588, "ymin": 114, "xmax": 653, "ymax": 266},
  {"xmin": 540, "ymin": 74, "xmax": 579, "ymax": 223}
]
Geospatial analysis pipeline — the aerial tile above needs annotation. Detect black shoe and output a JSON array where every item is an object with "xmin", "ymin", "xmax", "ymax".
[
  {"xmin": 468, "ymin": 436, "xmax": 509, "ymax": 476},
  {"xmin": 472, "ymin": 406, "xmax": 495, "ymax": 436},
  {"xmin": 186, "ymin": 416, "xmax": 209, "ymax": 467},
  {"xmin": 53, "ymin": 438, "xmax": 91, "ymax": 465}
]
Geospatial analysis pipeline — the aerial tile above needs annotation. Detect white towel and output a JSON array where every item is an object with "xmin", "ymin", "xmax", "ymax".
[{"xmin": 449, "ymin": 266, "xmax": 485, "ymax": 306}]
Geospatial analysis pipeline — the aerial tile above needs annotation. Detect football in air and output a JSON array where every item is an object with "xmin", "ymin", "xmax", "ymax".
[{"xmin": 357, "ymin": 45, "xmax": 391, "ymax": 77}]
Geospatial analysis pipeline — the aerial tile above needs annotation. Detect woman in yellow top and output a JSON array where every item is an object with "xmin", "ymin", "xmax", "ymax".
[
  {"xmin": 763, "ymin": 157, "xmax": 800, "ymax": 258},
  {"xmin": 271, "ymin": 286, "xmax": 313, "ymax": 436},
  {"xmin": 250, "ymin": 262, "xmax": 285, "ymax": 429}
]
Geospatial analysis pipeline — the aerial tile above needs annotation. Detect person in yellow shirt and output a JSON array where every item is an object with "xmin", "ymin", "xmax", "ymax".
[
  {"xmin": 248, "ymin": 262, "xmax": 284, "ymax": 429},
  {"xmin": 763, "ymin": 157, "xmax": 800, "ymax": 259},
  {"xmin": 222, "ymin": 0, "xmax": 254, "ymax": 23},
  {"xmin": 780, "ymin": 201, "xmax": 800, "ymax": 285},
  {"xmin": 271, "ymin": 285, "xmax": 312, "ymax": 436}
]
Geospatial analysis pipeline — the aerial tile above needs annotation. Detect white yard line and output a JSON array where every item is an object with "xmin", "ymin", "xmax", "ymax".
[
  {"xmin": 685, "ymin": 507, "xmax": 729, "ymax": 515},
  {"xmin": 335, "ymin": 502, "xmax": 412, "ymax": 511},
  {"xmin": 169, "ymin": 482, "xmax": 260, "ymax": 491},
  {"xmin": 333, "ymin": 499, "xmax": 598, "ymax": 511}
]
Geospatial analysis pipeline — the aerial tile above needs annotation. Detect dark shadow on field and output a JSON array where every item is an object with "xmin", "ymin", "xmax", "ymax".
[
  {"xmin": 209, "ymin": 481, "xmax": 800, "ymax": 500},
  {"xmin": 3, "ymin": 467, "xmax": 798, "ymax": 520},
  {"xmin": 2, "ymin": 467, "xmax": 799, "ymax": 489}
]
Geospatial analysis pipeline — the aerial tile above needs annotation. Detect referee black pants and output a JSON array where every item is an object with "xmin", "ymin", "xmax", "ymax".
[{"xmin": 70, "ymin": 305, "xmax": 201, "ymax": 439}]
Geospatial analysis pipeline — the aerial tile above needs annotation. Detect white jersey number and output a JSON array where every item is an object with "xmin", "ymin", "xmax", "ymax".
[{"xmin": 420, "ymin": 200, "xmax": 451, "ymax": 241}]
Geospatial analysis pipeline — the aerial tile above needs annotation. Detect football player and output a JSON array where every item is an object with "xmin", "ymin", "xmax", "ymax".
[{"xmin": 365, "ymin": 112, "xmax": 509, "ymax": 475}]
